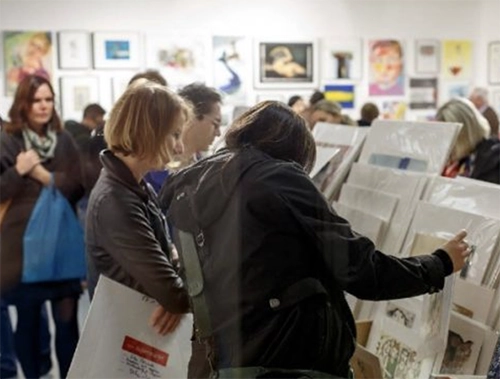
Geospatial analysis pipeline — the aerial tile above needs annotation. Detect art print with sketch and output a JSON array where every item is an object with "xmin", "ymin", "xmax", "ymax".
[{"xmin": 440, "ymin": 331, "xmax": 473, "ymax": 374}]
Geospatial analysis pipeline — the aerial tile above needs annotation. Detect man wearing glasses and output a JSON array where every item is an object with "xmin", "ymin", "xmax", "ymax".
[{"xmin": 177, "ymin": 82, "xmax": 223, "ymax": 166}]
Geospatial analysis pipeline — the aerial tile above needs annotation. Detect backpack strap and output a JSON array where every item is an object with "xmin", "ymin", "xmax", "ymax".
[{"xmin": 177, "ymin": 229, "xmax": 213, "ymax": 340}]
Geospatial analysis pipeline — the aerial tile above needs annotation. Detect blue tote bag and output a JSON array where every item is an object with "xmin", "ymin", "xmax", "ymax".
[{"xmin": 22, "ymin": 181, "xmax": 86, "ymax": 283}]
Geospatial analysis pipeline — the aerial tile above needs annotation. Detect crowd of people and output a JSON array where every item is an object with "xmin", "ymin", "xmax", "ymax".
[{"xmin": 0, "ymin": 69, "xmax": 498, "ymax": 378}]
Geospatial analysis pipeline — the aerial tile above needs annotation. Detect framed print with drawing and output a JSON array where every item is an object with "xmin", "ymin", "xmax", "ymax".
[
  {"xmin": 255, "ymin": 40, "xmax": 318, "ymax": 88},
  {"xmin": 92, "ymin": 32, "xmax": 140, "ymax": 69},
  {"xmin": 58, "ymin": 31, "xmax": 91, "ymax": 69},
  {"xmin": 488, "ymin": 41, "xmax": 500, "ymax": 84},
  {"xmin": 59, "ymin": 76, "xmax": 100, "ymax": 121},
  {"xmin": 3, "ymin": 30, "xmax": 53, "ymax": 96},
  {"xmin": 415, "ymin": 40, "xmax": 440, "ymax": 75}
]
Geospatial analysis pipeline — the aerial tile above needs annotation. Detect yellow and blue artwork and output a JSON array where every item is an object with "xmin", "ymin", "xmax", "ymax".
[{"xmin": 324, "ymin": 84, "xmax": 355, "ymax": 109}]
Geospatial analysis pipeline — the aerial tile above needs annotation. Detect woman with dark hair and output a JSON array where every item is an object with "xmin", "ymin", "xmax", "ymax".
[
  {"xmin": 0, "ymin": 75, "xmax": 84, "ymax": 378},
  {"xmin": 287, "ymin": 95, "xmax": 306, "ymax": 114},
  {"xmin": 160, "ymin": 101, "xmax": 471, "ymax": 378}
]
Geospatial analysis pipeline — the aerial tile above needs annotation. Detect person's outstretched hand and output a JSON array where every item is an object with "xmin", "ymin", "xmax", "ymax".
[{"xmin": 441, "ymin": 230, "xmax": 472, "ymax": 273}]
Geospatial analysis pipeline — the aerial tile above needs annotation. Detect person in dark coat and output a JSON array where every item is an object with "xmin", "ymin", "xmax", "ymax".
[
  {"xmin": 0, "ymin": 75, "xmax": 84, "ymax": 378},
  {"xmin": 160, "ymin": 101, "xmax": 472, "ymax": 379},
  {"xmin": 85, "ymin": 80, "xmax": 190, "ymax": 336},
  {"xmin": 469, "ymin": 87, "xmax": 499, "ymax": 137}
]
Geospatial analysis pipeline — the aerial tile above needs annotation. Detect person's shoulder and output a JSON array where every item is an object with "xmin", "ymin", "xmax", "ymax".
[
  {"xmin": 0, "ymin": 129, "xmax": 22, "ymax": 149},
  {"xmin": 242, "ymin": 152, "xmax": 313, "ymax": 194}
]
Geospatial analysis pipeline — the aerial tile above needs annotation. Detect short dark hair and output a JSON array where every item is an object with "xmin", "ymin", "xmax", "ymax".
[
  {"xmin": 225, "ymin": 101, "xmax": 316, "ymax": 173},
  {"xmin": 83, "ymin": 103, "xmax": 106, "ymax": 119},
  {"xmin": 309, "ymin": 90, "xmax": 324, "ymax": 106},
  {"xmin": 128, "ymin": 69, "xmax": 168, "ymax": 86},
  {"xmin": 288, "ymin": 95, "xmax": 303, "ymax": 107},
  {"xmin": 360, "ymin": 102, "xmax": 380, "ymax": 122},
  {"xmin": 178, "ymin": 83, "xmax": 222, "ymax": 120}
]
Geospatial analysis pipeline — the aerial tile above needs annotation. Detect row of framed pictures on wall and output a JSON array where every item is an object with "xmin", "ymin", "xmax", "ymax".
[
  {"xmin": 57, "ymin": 73, "xmax": 500, "ymax": 122},
  {"xmin": 3, "ymin": 30, "xmax": 500, "ymax": 101}
]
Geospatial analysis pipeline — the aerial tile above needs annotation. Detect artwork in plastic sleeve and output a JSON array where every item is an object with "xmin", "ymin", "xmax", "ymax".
[
  {"xmin": 385, "ymin": 302, "xmax": 416, "ymax": 329},
  {"xmin": 368, "ymin": 153, "xmax": 428, "ymax": 172},
  {"xmin": 436, "ymin": 312, "xmax": 486, "ymax": 376},
  {"xmin": 351, "ymin": 344, "xmax": 383, "ymax": 379},
  {"xmin": 312, "ymin": 143, "xmax": 350, "ymax": 193},
  {"xmin": 375, "ymin": 334, "xmax": 428, "ymax": 379}
]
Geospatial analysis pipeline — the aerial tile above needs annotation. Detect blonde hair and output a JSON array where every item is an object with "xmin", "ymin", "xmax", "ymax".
[
  {"xmin": 29, "ymin": 32, "xmax": 51, "ymax": 55},
  {"xmin": 313, "ymin": 99, "xmax": 342, "ymax": 117},
  {"xmin": 104, "ymin": 80, "xmax": 191, "ymax": 166},
  {"xmin": 436, "ymin": 98, "xmax": 490, "ymax": 161}
]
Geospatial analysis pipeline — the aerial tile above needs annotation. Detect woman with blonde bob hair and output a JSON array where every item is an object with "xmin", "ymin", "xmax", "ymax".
[
  {"xmin": 86, "ymin": 80, "xmax": 192, "ymax": 335},
  {"xmin": 436, "ymin": 98, "xmax": 499, "ymax": 184}
]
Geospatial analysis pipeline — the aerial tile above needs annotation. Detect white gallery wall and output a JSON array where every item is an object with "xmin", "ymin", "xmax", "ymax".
[{"xmin": 0, "ymin": 0, "xmax": 499, "ymax": 120}]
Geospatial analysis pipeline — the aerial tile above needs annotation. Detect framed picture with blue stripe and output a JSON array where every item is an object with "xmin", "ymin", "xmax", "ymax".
[{"xmin": 324, "ymin": 84, "xmax": 355, "ymax": 109}]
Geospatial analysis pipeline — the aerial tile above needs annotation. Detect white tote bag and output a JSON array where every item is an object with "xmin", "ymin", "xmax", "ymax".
[{"xmin": 68, "ymin": 276, "xmax": 192, "ymax": 378}]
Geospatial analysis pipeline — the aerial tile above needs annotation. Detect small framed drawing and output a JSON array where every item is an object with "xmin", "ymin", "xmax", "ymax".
[
  {"xmin": 111, "ymin": 75, "xmax": 133, "ymax": 103},
  {"xmin": 57, "ymin": 31, "xmax": 91, "ymax": 69},
  {"xmin": 254, "ymin": 40, "xmax": 318, "ymax": 89},
  {"xmin": 492, "ymin": 89, "xmax": 500, "ymax": 115},
  {"xmin": 488, "ymin": 41, "xmax": 500, "ymax": 84},
  {"xmin": 59, "ymin": 76, "xmax": 100, "ymax": 121},
  {"xmin": 415, "ymin": 40, "xmax": 440, "ymax": 74},
  {"xmin": 92, "ymin": 31, "xmax": 140, "ymax": 69}
]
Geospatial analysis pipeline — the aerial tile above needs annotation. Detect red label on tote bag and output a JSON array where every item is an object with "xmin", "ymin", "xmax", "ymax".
[{"xmin": 121, "ymin": 335, "xmax": 169, "ymax": 366}]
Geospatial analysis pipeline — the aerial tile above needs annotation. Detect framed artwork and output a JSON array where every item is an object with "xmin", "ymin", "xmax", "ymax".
[
  {"xmin": 489, "ymin": 41, "xmax": 500, "ymax": 84},
  {"xmin": 213, "ymin": 36, "xmax": 251, "ymax": 104},
  {"xmin": 57, "ymin": 31, "xmax": 91, "ymax": 69},
  {"xmin": 409, "ymin": 78, "xmax": 438, "ymax": 110},
  {"xmin": 415, "ymin": 40, "xmax": 440, "ymax": 74},
  {"xmin": 493, "ymin": 90, "xmax": 500, "ymax": 115},
  {"xmin": 59, "ymin": 76, "xmax": 100, "ymax": 121},
  {"xmin": 324, "ymin": 84, "xmax": 355, "ymax": 109},
  {"xmin": 146, "ymin": 33, "xmax": 208, "ymax": 90},
  {"xmin": 320, "ymin": 38, "xmax": 362, "ymax": 81},
  {"xmin": 441, "ymin": 40, "xmax": 473, "ymax": 80},
  {"xmin": 111, "ymin": 75, "xmax": 134, "ymax": 103},
  {"xmin": 368, "ymin": 39, "xmax": 405, "ymax": 96},
  {"xmin": 92, "ymin": 32, "xmax": 140, "ymax": 69},
  {"xmin": 368, "ymin": 332, "xmax": 435, "ymax": 379},
  {"xmin": 3, "ymin": 30, "xmax": 53, "ymax": 96},
  {"xmin": 381, "ymin": 101, "xmax": 407, "ymax": 120},
  {"xmin": 443, "ymin": 81, "xmax": 470, "ymax": 102},
  {"xmin": 255, "ymin": 40, "xmax": 318, "ymax": 88},
  {"xmin": 434, "ymin": 312, "xmax": 487, "ymax": 376}
]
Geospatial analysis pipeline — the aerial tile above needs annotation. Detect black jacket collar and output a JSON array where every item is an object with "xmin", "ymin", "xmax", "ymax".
[{"xmin": 100, "ymin": 149, "xmax": 150, "ymax": 202}]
